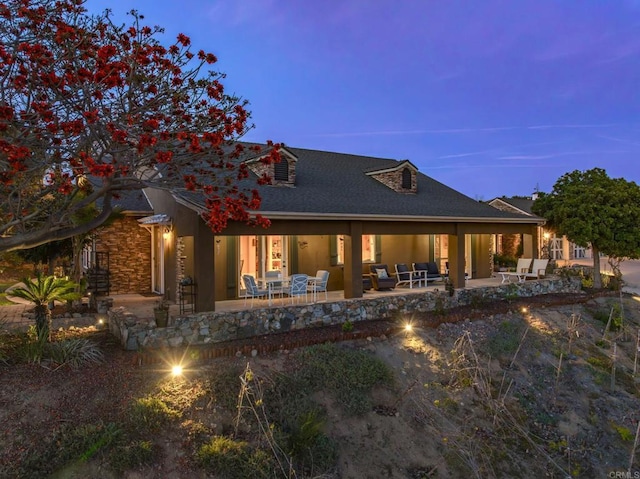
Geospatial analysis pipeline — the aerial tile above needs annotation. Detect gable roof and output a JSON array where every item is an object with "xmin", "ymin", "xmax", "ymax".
[
  {"xmin": 364, "ymin": 159, "xmax": 418, "ymax": 175},
  {"xmin": 487, "ymin": 197, "xmax": 535, "ymax": 216},
  {"xmin": 112, "ymin": 189, "xmax": 153, "ymax": 215},
  {"xmin": 173, "ymin": 145, "xmax": 539, "ymax": 223},
  {"xmin": 89, "ymin": 177, "xmax": 153, "ymax": 215}
]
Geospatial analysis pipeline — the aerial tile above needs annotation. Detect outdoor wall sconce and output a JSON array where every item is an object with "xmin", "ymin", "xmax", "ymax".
[{"xmin": 162, "ymin": 224, "xmax": 173, "ymax": 239}]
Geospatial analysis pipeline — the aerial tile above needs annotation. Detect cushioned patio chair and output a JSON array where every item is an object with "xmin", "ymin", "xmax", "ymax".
[
  {"xmin": 369, "ymin": 264, "xmax": 397, "ymax": 290},
  {"xmin": 498, "ymin": 258, "xmax": 532, "ymax": 283},
  {"xmin": 394, "ymin": 263, "xmax": 422, "ymax": 288},
  {"xmin": 524, "ymin": 258, "xmax": 549, "ymax": 280},
  {"xmin": 412, "ymin": 262, "xmax": 443, "ymax": 283}
]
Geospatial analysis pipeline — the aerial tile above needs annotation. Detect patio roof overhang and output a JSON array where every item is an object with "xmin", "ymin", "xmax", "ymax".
[
  {"xmin": 138, "ymin": 214, "xmax": 172, "ymax": 226},
  {"xmin": 173, "ymin": 195, "xmax": 542, "ymax": 226}
]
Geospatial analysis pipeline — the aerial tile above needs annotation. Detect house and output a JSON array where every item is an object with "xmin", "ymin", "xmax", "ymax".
[
  {"xmin": 128, "ymin": 144, "xmax": 543, "ymax": 312},
  {"xmin": 487, "ymin": 195, "xmax": 591, "ymax": 265}
]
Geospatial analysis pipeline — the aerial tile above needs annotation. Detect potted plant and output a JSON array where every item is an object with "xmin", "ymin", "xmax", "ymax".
[{"xmin": 153, "ymin": 299, "xmax": 170, "ymax": 327}]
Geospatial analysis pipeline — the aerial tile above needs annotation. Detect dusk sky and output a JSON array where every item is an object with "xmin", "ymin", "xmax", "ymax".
[{"xmin": 86, "ymin": 0, "xmax": 640, "ymax": 200}]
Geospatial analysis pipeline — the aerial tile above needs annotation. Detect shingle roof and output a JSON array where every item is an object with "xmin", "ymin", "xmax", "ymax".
[
  {"xmin": 89, "ymin": 176, "xmax": 153, "ymax": 214},
  {"xmin": 489, "ymin": 197, "xmax": 535, "ymax": 216},
  {"xmin": 174, "ymin": 145, "xmax": 535, "ymax": 222},
  {"xmin": 111, "ymin": 189, "xmax": 153, "ymax": 214}
]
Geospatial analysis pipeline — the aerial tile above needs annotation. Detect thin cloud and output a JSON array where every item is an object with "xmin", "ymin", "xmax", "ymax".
[
  {"xmin": 499, "ymin": 150, "xmax": 628, "ymax": 160},
  {"xmin": 498, "ymin": 155, "xmax": 557, "ymax": 160},
  {"xmin": 311, "ymin": 123, "xmax": 625, "ymax": 138},
  {"xmin": 438, "ymin": 149, "xmax": 499, "ymax": 159},
  {"xmin": 526, "ymin": 123, "xmax": 619, "ymax": 130},
  {"xmin": 424, "ymin": 163, "xmax": 570, "ymax": 170},
  {"xmin": 598, "ymin": 134, "xmax": 640, "ymax": 147}
]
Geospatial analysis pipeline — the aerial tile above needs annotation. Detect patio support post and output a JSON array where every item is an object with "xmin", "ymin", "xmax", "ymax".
[
  {"xmin": 344, "ymin": 221, "xmax": 363, "ymax": 299},
  {"xmin": 448, "ymin": 229, "xmax": 466, "ymax": 289},
  {"xmin": 524, "ymin": 224, "xmax": 538, "ymax": 259},
  {"xmin": 194, "ymin": 224, "xmax": 215, "ymax": 312}
]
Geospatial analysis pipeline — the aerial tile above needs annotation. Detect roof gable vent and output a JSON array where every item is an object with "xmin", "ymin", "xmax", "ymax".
[
  {"xmin": 366, "ymin": 160, "xmax": 418, "ymax": 193},
  {"xmin": 245, "ymin": 147, "xmax": 297, "ymax": 187}
]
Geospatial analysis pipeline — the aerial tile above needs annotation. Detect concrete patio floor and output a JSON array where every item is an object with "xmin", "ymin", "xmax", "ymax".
[{"xmin": 113, "ymin": 275, "xmax": 508, "ymax": 318}]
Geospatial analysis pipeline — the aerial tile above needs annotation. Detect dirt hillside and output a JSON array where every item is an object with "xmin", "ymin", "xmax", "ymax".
[{"xmin": 1, "ymin": 292, "xmax": 640, "ymax": 478}]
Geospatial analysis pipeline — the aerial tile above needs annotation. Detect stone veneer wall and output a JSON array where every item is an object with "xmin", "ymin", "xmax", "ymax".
[
  {"xmin": 93, "ymin": 216, "xmax": 152, "ymax": 294},
  {"xmin": 370, "ymin": 168, "xmax": 416, "ymax": 193},
  {"xmin": 109, "ymin": 276, "xmax": 582, "ymax": 351},
  {"xmin": 246, "ymin": 154, "xmax": 296, "ymax": 186}
]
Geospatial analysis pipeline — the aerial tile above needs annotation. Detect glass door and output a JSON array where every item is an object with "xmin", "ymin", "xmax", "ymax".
[
  {"xmin": 265, "ymin": 235, "xmax": 287, "ymax": 274},
  {"xmin": 238, "ymin": 235, "xmax": 288, "ymax": 293},
  {"xmin": 152, "ymin": 226, "xmax": 164, "ymax": 293}
]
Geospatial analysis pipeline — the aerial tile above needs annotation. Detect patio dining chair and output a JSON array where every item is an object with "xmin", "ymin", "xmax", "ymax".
[
  {"xmin": 265, "ymin": 270, "xmax": 284, "ymax": 301},
  {"xmin": 308, "ymin": 270, "xmax": 330, "ymax": 301},
  {"xmin": 287, "ymin": 273, "xmax": 309, "ymax": 304},
  {"xmin": 242, "ymin": 274, "xmax": 269, "ymax": 308}
]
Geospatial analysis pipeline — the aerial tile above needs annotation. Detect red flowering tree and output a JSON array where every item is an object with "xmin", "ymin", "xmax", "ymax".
[{"xmin": 0, "ymin": 0, "xmax": 279, "ymax": 252}]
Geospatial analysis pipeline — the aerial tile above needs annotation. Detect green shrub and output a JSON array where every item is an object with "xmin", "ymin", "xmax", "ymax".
[
  {"xmin": 611, "ymin": 422, "xmax": 634, "ymax": 441},
  {"xmin": 109, "ymin": 439, "xmax": 156, "ymax": 473},
  {"xmin": 493, "ymin": 254, "xmax": 517, "ymax": 268},
  {"xmin": 209, "ymin": 367, "xmax": 243, "ymax": 410},
  {"xmin": 486, "ymin": 320, "xmax": 524, "ymax": 359},
  {"xmin": 128, "ymin": 397, "xmax": 181, "ymax": 431},
  {"xmin": 12, "ymin": 422, "xmax": 120, "ymax": 477},
  {"xmin": 197, "ymin": 436, "xmax": 275, "ymax": 478},
  {"xmin": 46, "ymin": 338, "xmax": 104, "ymax": 368},
  {"xmin": 294, "ymin": 343, "xmax": 393, "ymax": 415},
  {"xmin": 15, "ymin": 325, "xmax": 47, "ymax": 364},
  {"xmin": 590, "ymin": 303, "xmax": 623, "ymax": 331}
]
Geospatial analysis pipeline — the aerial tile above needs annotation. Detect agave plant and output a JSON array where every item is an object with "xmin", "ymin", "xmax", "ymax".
[{"xmin": 11, "ymin": 273, "xmax": 80, "ymax": 341}]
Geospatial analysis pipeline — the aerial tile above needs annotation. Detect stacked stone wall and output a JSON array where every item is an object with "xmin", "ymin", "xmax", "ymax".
[
  {"xmin": 109, "ymin": 276, "xmax": 582, "ymax": 351},
  {"xmin": 93, "ymin": 216, "xmax": 151, "ymax": 294}
]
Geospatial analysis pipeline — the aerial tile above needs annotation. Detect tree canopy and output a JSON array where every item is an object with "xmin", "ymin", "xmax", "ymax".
[
  {"xmin": 532, "ymin": 168, "xmax": 640, "ymax": 288},
  {"xmin": 0, "ymin": 0, "xmax": 280, "ymax": 252}
]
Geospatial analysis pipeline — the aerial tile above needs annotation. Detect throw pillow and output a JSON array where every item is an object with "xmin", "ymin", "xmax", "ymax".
[{"xmin": 375, "ymin": 268, "xmax": 388, "ymax": 279}]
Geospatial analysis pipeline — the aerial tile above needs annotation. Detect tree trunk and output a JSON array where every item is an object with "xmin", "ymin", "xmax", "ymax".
[
  {"xmin": 34, "ymin": 304, "xmax": 52, "ymax": 341},
  {"xmin": 592, "ymin": 246, "xmax": 602, "ymax": 289},
  {"xmin": 70, "ymin": 236, "xmax": 85, "ymax": 309}
]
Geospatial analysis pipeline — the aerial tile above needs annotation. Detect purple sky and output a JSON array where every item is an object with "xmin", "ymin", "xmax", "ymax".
[{"xmin": 86, "ymin": 0, "xmax": 640, "ymax": 200}]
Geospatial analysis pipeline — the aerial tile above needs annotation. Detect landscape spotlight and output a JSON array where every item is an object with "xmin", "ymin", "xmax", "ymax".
[
  {"xmin": 404, "ymin": 323, "xmax": 413, "ymax": 332},
  {"xmin": 171, "ymin": 365, "xmax": 183, "ymax": 376}
]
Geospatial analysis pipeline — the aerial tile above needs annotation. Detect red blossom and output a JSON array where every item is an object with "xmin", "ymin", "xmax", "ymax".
[
  {"xmin": 176, "ymin": 33, "xmax": 190, "ymax": 46},
  {"xmin": 155, "ymin": 151, "xmax": 173, "ymax": 163},
  {"xmin": 0, "ymin": 0, "xmax": 279, "ymax": 249}
]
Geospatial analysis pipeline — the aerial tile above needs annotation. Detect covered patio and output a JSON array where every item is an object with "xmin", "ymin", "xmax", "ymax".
[{"xmin": 112, "ymin": 275, "xmax": 512, "ymax": 318}]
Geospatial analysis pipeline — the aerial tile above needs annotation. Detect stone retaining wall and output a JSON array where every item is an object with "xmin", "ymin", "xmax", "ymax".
[{"xmin": 108, "ymin": 276, "xmax": 582, "ymax": 351}]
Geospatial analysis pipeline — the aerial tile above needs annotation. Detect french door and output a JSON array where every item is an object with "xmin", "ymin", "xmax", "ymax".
[{"xmin": 238, "ymin": 235, "xmax": 288, "ymax": 289}]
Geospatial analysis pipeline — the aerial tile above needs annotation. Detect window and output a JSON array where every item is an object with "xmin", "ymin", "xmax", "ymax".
[
  {"xmin": 81, "ymin": 245, "xmax": 93, "ymax": 270},
  {"xmin": 274, "ymin": 158, "xmax": 289, "ymax": 182},
  {"xmin": 401, "ymin": 167, "xmax": 412, "ymax": 189},
  {"xmin": 336, "ymin": 234, "xmax": 377, "ymax": 264}
]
